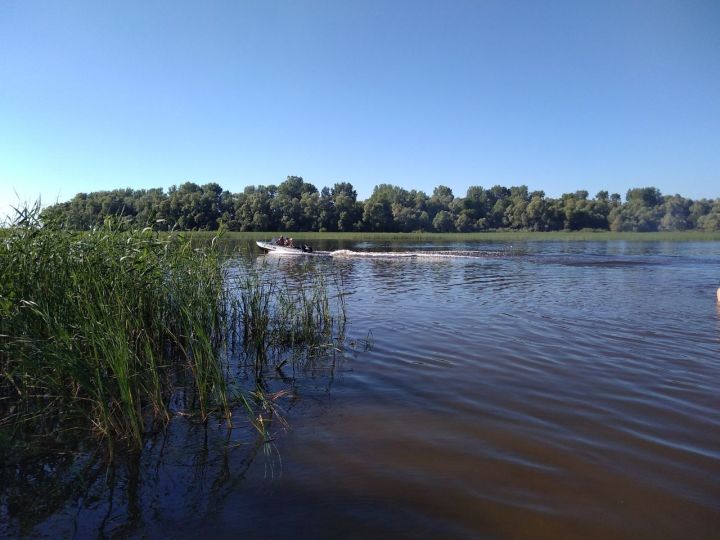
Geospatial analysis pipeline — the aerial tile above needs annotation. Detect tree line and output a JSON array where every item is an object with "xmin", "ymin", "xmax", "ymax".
[{"xmin": 39, "ymin": 176, "xmax": 720, "ymax": 232}]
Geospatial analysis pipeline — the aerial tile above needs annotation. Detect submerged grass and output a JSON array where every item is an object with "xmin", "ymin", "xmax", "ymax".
[{"xmin": 1, "ymin": 211, "xmax": 347, "ymax": 456}]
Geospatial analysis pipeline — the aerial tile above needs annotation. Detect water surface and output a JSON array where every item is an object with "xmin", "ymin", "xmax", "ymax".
[{"xmin": 5, "ymin": 240, "xmax": 720, "ymax": 539}]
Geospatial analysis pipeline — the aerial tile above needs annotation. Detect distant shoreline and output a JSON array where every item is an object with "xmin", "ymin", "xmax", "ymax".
[{"xmin": 186, "ymin": 230, "xmax": 720, "ymax": 242}]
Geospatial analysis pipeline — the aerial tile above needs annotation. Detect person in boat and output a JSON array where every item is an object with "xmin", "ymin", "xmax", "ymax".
[
  {"xmin": 277, "ymin": 235, "xmax": 285, "ymax": 246},
  {"xmin": 288, "ymin": 238, "xmax": 294, "ymax": 247}
]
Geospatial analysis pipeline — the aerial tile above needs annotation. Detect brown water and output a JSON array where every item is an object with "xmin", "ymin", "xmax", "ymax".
[{"xmin": 3, "ymin": 240, "xmax": 720, "ymax": 539}]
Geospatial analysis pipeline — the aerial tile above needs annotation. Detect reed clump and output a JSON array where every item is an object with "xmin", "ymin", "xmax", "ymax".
[
  {"xmin": 0, "ymin": 213, "xmax": 231, "ymax": 449},
  {"xmin": 234, "ymin": 263, "xmax": 347, "ymax": 372},
  {"xmin": 1, "ymin": 209, "xmax": 350, "ymax": 456}
]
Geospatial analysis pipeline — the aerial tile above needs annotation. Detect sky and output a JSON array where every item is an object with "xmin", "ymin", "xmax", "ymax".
[{"xmin": 1, "ymin": 0, "xmax": 719, "ymax": 219}]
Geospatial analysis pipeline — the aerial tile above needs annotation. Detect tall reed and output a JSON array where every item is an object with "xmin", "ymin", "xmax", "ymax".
[
  {"xmin": 0, "ymin": 213, "xmax": 231, "ymax": 448},
  {"xmin": 1, "ymin": 211, "xmax": 350, "ymax": 456},
  {"xmin": 233, "ymin": 262, "xmax": 347, "ymax": 372}
]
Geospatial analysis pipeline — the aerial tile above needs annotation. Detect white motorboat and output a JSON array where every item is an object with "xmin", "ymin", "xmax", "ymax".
[{"xmin": 256, "ymin": 240, "xmax": 315, "ymax": 255}]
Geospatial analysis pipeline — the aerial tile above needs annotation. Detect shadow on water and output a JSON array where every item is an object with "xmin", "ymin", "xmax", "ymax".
[
  {"xmin": 0, "ymin": 341, "xmax": 358, "ymax": 538},
  {"xmin": 1, "ymin": 420, "xmax": 267, "ymax": 538}
]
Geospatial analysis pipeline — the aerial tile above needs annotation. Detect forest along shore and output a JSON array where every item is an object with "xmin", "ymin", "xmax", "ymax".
[{"xmin": 35, "ymin": 178, "xmax": 720, "ymax": 233}]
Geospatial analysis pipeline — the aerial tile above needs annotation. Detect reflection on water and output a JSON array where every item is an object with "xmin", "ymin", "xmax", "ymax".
[
  {"xmin": 1, "ymin": 422, "xmax": 272, "ymax": 538},
  {"xmin": 3, "ymin": 240, "xmax": 720, "ymax": 539}
]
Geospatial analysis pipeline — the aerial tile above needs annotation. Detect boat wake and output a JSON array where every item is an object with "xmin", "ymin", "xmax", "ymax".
[
  {"xmin": 328, "ymin": 249, "xmax": 504, "ymax": 259},
  {"xmin": 258, "ymin": 239, "xmax": 507, "ymax": 259}
]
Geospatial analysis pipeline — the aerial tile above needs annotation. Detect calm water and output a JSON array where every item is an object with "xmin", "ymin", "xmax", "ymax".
[{"xmin": 5, "ymin": 240, "xmax": 720, "ymax": 539}]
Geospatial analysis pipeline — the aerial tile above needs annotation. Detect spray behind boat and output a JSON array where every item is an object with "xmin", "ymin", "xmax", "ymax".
[{"xmin": 256, "ymin": 239, "xmax": 504, "ymax": 259}]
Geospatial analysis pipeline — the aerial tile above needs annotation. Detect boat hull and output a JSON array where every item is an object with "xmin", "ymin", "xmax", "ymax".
[{"xmin": 256, "ymin": 241, "xmax": 313, "ymax": 255}]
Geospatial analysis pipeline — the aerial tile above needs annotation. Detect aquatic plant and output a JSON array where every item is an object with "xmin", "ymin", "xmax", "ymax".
[
  {"xmin": 0, "ymin": 213, "xmax": 233, "ymax": 449},
  {"xmin": 0, "ymin": 209, "xmax": 349, "ymax": 455},
  {"xmin": 233, "ymin": 261, "xmax": 347, "ymax": 374}
]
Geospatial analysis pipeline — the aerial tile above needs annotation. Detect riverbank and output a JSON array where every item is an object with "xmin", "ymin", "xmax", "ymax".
[{"xmin": 186, "ymin": 230, "xmax": 720, "ymax": 242}]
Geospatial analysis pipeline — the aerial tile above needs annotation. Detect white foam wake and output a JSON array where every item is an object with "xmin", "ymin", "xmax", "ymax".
[{"xmin": 328, "ymin": 249, "xmax": 503, "ymax": 259}]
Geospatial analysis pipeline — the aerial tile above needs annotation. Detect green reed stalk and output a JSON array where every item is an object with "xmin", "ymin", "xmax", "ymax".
[
  {"xmin": 1, "ymin": 210, "xmax": 349, "ymax": 453},
  {"xmin": 234, "ymin": 262, "xmax": 347, "ymax": 368},
  {"xmin": 0, "ymin": 214, "xmax": 232, "ymax": 447}
]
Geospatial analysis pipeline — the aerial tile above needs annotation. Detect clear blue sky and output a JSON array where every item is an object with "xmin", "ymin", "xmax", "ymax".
[{"xmin": 1, "ymin": 0, "xmax": 718, "ymax": 218}]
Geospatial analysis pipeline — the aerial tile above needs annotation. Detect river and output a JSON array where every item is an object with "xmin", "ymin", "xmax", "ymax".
[{"xmin": 7, "ymin": 240, "xmax": 720, "ymax": 539}]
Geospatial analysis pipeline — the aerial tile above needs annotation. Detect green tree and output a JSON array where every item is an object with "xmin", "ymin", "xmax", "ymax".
[
  {"xmin": 432, "ymin": 210, "xmax": 455, "ymax": 232},
  {"xmin": 331, "ymin": 182, "xmax": 363, "ymax": 231},
  {"xmin": 659, "ymin": 195, "xmax": 691, "ymax": 231},
  {"xmin": 697, "ymin": 200, "xmax": 720, "ymax": 231}
]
